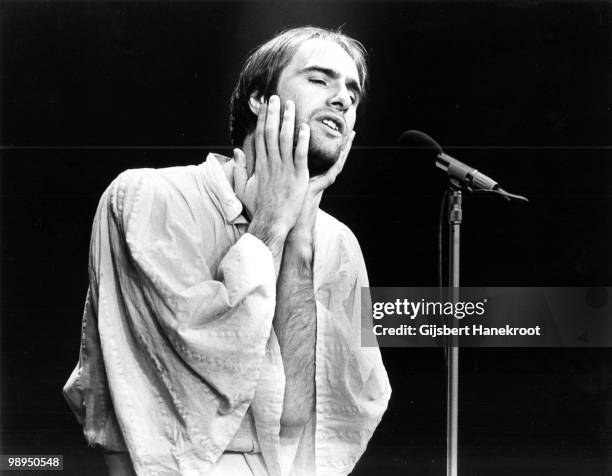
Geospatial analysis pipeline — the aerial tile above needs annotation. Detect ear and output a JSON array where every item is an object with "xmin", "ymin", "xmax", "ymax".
[{"xmin": 248, "ymin": 91, "xmax": 265, "ymax": 115}]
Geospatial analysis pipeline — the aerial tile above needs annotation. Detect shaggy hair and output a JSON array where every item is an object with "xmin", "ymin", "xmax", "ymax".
[{"xmin": 229, "ymin": 26, "xmax": 368, "ymax": 146}]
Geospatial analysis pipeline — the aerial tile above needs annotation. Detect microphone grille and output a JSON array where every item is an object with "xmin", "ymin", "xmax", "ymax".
[{"xmin": 398, "ymin": 130, "xmax": 443, "ymax": 154}]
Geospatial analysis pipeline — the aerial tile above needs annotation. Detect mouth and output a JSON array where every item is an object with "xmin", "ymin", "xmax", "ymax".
[{"xmin": 316, "ymin": 113, "xmax": 345, "ymax": 136}]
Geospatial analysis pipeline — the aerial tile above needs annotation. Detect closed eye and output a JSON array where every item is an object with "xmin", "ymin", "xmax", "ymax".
[{"xmin": 308, "ymin": 78, "xmax": 327, "ymax": 85}]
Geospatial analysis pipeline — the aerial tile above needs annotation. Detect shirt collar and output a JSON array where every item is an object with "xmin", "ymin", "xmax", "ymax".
[{"xmin": 202, "ymin": 153, "xmax": 249, "ymax": 225}]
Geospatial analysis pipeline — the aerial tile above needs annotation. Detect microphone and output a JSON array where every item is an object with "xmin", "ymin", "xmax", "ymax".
[{"xmin": 398, "ymin": 130, "xmax": 528, "ymax": 202}]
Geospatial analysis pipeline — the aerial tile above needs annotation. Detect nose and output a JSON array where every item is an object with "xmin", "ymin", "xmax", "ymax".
[{"xmin": 328, "ymin": 83, "xmax": 352, "ymax": 112}]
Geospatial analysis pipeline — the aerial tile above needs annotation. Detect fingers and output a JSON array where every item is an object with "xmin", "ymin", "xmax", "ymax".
[
  {"xmin": 233, "ymin": 148, "xmax": 247, "ymax": 194},
  {"xmin": 279, "ymin": 100, "xmax": 295, "ymax": 163},
  {"xmin": 255, "ymin": 95, "xmax": 307, "ymax": 186},
  {"xmin": 264, "ymin": 95, "xmax": 281, "ymax": 163},
  {"xmin": 294, "ymin": 123, "xmax": 310, "ymax": 173}
]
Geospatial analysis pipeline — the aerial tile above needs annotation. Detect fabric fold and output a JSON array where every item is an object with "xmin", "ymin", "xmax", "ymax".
[{"xmin": 63, "ymin": 155, "xmax": 391, "ymax": 476}]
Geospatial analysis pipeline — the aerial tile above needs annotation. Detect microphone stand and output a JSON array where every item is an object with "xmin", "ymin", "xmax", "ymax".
[
  {"xmin": 396, "ymin": 129, "xmax": 528, "ymax": 476},
  {"xmin": 444, "ymin": 180, "xmax": 525, "ymax": 476},
  {"xmin": 446, "ymin": 182, "xmax": 462, "ymax": 476}
]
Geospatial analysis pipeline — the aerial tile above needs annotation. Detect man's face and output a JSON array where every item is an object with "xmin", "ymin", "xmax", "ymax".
[{"xmin": 275, "ymin": 38, "xmax": 362, "ymax": 175}]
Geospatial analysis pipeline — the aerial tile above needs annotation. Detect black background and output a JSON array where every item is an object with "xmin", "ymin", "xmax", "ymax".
[{"xmin": 1, "ymin": 1, "xmax": 611, "ymax": 475}]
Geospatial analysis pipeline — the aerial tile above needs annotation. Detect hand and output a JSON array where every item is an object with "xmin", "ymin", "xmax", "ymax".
[
  {"xmin": 246, "ymin": 95, "xmax": 310, "ymax": 247},
  {"xmin": 288, "ymin": 130, "xmax": 356, "ymax": 245}
]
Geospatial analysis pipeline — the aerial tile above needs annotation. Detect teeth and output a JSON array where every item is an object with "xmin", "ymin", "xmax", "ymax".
[{"xmin": 322, "ymin": 119, "xmax": 339, "ymax": 131}]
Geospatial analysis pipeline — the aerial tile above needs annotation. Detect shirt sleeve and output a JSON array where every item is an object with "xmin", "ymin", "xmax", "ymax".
[
  {"xmin": 112, "ymin": 169, "xmax": 276, "ymax": 402},
  {"xmin": 311, "ymin": 218, "xmax": 392, "ymax": 476},
  {"xmin": 71, "ymin": 167, "xmax": 279, "ymax": 473}
]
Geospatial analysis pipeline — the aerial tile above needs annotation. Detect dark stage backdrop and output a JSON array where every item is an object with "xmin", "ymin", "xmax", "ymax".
[{"xmin": 1, "ymin": 1, "xmax": 611, "ymax": 475}]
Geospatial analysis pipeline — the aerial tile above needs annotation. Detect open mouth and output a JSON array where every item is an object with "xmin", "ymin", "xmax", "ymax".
[
  {"xmin": 317, "ymin": 113, "xmax": 345, "ymax": 136},
  {"xmin": 321, "ymin": 118, "xmax": 341, "ymax": 133}
]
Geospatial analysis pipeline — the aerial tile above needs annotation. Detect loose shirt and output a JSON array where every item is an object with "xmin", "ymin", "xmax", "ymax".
[{"xmin": 63, "ymin": 154, "xmax": 391, "ymax": 476}]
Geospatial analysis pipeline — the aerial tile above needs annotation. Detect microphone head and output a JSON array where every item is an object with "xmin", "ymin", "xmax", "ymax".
[{"xmin": 398, "ymin": 130, "xmax": 443, "ymax": 154}]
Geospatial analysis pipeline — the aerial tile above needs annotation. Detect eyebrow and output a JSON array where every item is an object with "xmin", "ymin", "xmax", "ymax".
[{"xmin": 300, "ymin": 65, "xmax": 362, "ymax": 99}]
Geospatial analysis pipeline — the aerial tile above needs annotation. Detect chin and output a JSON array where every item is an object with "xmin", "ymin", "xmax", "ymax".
[
  {"xmin": 307, "ymin": 138, "xmax": 342, "ymax": 177},
  {"xmin": 308, "ymin": 156, "xmax": 334, "ymax": 176}
]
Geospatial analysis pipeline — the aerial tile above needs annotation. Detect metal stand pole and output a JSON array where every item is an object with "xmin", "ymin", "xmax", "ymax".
[{"xmin": 447, "ymin": 188, "xmax": 462, "ymax": 476}]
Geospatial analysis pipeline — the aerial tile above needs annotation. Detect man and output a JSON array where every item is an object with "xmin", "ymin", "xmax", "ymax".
[{"xmin": 64, "ymin": 26, "xmax": 391, "ymax": 476}]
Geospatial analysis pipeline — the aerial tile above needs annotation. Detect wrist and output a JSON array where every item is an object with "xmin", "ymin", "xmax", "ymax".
[
  {"xmin": 248, "ymin": 218, "xmax": 289, "ymax": 248},
  {"xmin": 284, "ymin": 232, "xmax": 314, "ymax": 263},
  {"xmin": 286, "ymin": 228, "xmax": 313, "ymax": 246},
  {"xmin": 287, "ymin": 205, "xmax": 318, "ymax": 246}
]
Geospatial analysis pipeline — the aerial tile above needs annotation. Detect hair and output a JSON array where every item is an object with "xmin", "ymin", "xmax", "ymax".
[{"xmin": 229, "ymin": 26, "xmax": 368, "ymax": 146}]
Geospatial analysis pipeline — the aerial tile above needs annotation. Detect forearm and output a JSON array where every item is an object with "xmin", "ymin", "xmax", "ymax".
[{"xmin": 273, "ymin": 235, "xmax": 317, "ymax": 438}]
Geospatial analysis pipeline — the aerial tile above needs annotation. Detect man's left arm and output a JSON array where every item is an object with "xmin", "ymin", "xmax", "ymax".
[
  {"xmin": 273, "ymin": 132, "xmax": 355, "ymax": 440},
  {"xmin": 273, "ymin": 212, "xmax": 318, "ymax": 440}
]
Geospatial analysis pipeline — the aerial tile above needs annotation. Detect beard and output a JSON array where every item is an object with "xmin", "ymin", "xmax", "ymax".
[
  {"xmin": 281, "ymin": 102, "xmax": 348, "ymax": 176},
  {"xmin": 306, "ymin": 130, "xmax": 345, "ymax": 176}
]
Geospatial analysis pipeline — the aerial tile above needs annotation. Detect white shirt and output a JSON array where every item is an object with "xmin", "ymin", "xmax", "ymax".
[{"xmin": 63, "ymin": 154, "xmax": 391, "ymax": 476}]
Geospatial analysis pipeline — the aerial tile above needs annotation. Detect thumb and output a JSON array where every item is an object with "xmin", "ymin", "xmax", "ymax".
[{"xmin": 233, "ymin": 148, "xmax": 248, "ymax": 195}]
